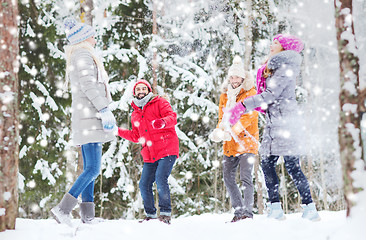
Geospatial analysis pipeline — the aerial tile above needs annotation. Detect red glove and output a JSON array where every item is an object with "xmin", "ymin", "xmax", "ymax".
[{"xmin": 152, "ymin": 119, "xmax": 166, "ymax": 129}]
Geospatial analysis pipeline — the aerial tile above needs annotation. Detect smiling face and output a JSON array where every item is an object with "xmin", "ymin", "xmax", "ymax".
[
  {"xmin": 134, "ymin": 83, "xmax": 150, "ymax": 99},
  {"xmin": 229, "ymin": 75, "xmax": 244, "ymax": 89},
  {"xmin": 85, "ymin": 35, "xmax": 97, "ymax": 47},
  {"xmin": 269, "ymin": 39, "xmax": 284, "ymax": 56}
]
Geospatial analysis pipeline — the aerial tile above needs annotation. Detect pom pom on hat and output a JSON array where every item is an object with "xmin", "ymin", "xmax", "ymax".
[
  {"xmin": 221, "ymin": 55, "xmax": 255, "ymax": 92},
  {"xmin": 232, "ymin": 55, "xmax": 242, "ymax": 65},
  {"xmin": 273, "ymin": 34, "xmax": 304, "ymax": 53},
  {"xmin": 63, "ymin": 17, "xmax": 96, "ymax": 45},
  {"xmin": 63, "ymin": 18, "xmax": 77, "ymax": 30},
  {"xmin": 227, "ymin": 56, "xmax": 246, "ymax": 79}
]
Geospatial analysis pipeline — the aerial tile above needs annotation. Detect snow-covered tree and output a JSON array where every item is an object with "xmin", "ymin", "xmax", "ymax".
[{"xmin": 334, "ymin": 0, "xmax": 365, "ymax": 216}]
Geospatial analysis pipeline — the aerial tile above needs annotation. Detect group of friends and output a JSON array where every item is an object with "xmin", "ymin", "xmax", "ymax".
[{"xmin": 50, "ymin": 18, "xmax": 320, "ymax": 227}]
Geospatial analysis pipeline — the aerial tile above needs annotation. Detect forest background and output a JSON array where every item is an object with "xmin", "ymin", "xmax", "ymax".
[{"xmin": 12, "ymin": 0, "xmax": 366, "ymax": 221}]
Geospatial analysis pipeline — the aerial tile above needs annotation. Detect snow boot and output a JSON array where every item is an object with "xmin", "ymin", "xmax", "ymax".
[
  {"xmin": 51, "ymin": 193, "xmax": 78, "ymax": 227},
  {"xmin": 267, "ymin": 202, "xmax": 286, "ymax": 220},
  {"xmin": 158, "ymin": 215, "xmax": 171, "ymax": 225},
  {"xmin": 80, "ymin": 202, "xmax": 101, "ymax": 224},
  {"xmin": 138, "ymin": 216, "xmax": 157, "ymax": 223},
  {"xmin": 302, "ymin": 202, "xmax": 321, "ymax": 221},
  {"xmin": 230, "ymin": 215, "xmax": 250, "ymax": 223}
]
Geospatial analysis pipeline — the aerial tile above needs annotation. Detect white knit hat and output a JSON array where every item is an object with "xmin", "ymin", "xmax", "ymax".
[
  {"xmin": 221, "ymin": 56, "xmax": 255, "ymax": 93},
  {"xmin": 227, "ymin": 56, "xmax": 246, "ymax": 79},
  {"xmin": 64, "ymin": 18, "xmax": 96, "ymax": 45}
]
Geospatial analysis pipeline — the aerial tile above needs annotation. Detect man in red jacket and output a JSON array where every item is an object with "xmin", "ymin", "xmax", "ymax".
[{"xmin": 117, "ymin": 79, "xmax": 179, "ymax": 224}]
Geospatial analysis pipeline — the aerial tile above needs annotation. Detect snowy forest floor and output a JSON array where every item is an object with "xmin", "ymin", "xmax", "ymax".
[{"xmin": 1, "ymin": 211, "xmax": 363, "ymax": 240}]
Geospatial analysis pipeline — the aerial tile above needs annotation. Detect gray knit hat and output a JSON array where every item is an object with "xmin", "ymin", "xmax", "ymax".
[{"xmin": 64, "ymin": 18, "xmax": 96, "ymax": 45}]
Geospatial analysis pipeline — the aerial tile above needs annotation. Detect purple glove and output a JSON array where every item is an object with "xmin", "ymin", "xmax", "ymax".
[{"xmin": 227, "ymin": 102, "xmax": 246, "ymax": 125}]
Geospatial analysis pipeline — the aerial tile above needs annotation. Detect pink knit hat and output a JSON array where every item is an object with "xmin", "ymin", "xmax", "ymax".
[
  {"xmin": 133, "ymin": 79, "xmax": 152, "ymax": 95},
  {"xmin": 273, "ymin": 34, "xmax": 304, "ymax": 53}
]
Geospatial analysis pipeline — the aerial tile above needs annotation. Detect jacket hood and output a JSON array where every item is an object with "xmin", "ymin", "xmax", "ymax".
[{"xmin": 267, "ymin": 50, "xmax": 302, "ymax": 70}]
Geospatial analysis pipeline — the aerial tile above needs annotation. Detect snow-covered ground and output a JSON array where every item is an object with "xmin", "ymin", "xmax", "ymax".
[{"xmin": 0, "ymin": 211, "xmax": 363, "ymax": 240}]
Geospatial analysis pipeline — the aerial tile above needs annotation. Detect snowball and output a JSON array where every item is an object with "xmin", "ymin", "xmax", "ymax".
[
  {"xmin": 202, "ymin": 116, "xmax": 210, "ymax": 123},
  {"xmin": 27, "ymin": 179, "xmax": 36, "ymax": 188},
  {"xmin": 27, "ymin": 136, "xmax": 35, "ymax": 144},
  {"xmin": 40, "ymin": 139, "xmax": 47, "ymax": 147},
  {"xmin": 0, "ymin": 208, "xmax": 5, "ymax": 216},
  {"xmin": 247, "ymin": 156, "xmax": 256, "ymax": 164},
  {"xmin": 212, "ymin": 160, "xmax": 220, "ymax": 168},
  {"xmin": 190, "ymin": 113, "xmax": 199, "ymax": 121},
  {"xmin": 286, "ymin": 69, "xmax": 294, "ymax": 77},
  {"xmin": 126, "ymin": 184, "xmax": 134, "ymax": 192},
  {"xmin": 3, "ymin": 192, "xmax": 11, "ymax": 201},
  {"xmin": 185, "ymin": 171, "xmax": 193, "ymax": 179},
  {"xmin": 139, "ymin": 137, "xmax": 146, "ymax": 145}
]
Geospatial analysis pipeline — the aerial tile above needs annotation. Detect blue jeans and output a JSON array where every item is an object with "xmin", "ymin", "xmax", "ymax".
[
  {"xmin": 69, "ymin": 142, "xmax": 102, "ymax": 202},
  {"xmin": 261, "ymin": 155, "xmax": 313, "ymax": 205},
  {"xmin": 139, "ymin": 155, "xmax": 176, "ymax": 217}
]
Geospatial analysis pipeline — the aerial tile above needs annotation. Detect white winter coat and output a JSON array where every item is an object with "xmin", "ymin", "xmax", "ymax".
[{"xmin": 68, "ymin": 48, "xmax": 115, "ymax": 145}]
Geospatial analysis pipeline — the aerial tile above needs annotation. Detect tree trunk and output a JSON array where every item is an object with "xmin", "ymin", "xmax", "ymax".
[
  {"xmin": 0, "ymin": 0, "xmax": 20, "ymax": 232},
  {"xmin": 214, "ymin": 144, "xmax": 218, "ymax": 213},
  {"xmin": 254, "ymin": 156, "xmax": 264, "ymax": 214},
  {"xmin": 334, "ymin": 0, "xmax": 364, "ymax": 217},
  {"xmin": 152, "ymin": 0, "xmax": 158, "ymax": 94},
  {"xmin": 280, "ymin": 157, "xmax": 288, "ymax": 213},
  {"xmin": 243, "ymin": 0, "xmax": 253, "ymax": 71},
  {"xmin": 80, "ymin": 0, "xmax": 94, "ymax": 25}
]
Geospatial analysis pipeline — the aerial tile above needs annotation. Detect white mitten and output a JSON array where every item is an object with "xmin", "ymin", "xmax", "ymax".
[
  {"xmin": 209, "ymin": 128, "xmax": 223, "ymax": 142},
  {"xmin": 222, "ymin": 131, "xmax": 232, "ymax": 142}
]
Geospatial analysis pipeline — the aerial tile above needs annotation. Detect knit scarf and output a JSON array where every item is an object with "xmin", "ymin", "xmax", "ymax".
[
  {"xmin": 64, "ymin": 42, "xmax": 112, "ymax": 102},
  {"xmin": 133, "ymin": 92, "xmax": 153, "ymax": 109},
  {"xmin": 254, "ymin": 63, "xmax": 267, "ymax": 114},
  {"xmin": 226, "ymin": 83, "xmax": 243, "ymax": 109}
]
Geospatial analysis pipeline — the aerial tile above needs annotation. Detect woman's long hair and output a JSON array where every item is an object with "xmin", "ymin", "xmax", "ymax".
[{"xmin": 262, "ymin": 44, "xmax": 285, "ymax": 78}]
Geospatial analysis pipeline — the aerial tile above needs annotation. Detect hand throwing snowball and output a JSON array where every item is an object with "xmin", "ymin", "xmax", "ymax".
[
  {"xmin": 209, "ymin": 56, "xmax": 259, "ymax": 222},
  {"xmin": 225, "ymin": 34, "xmax": 320, "ymax": 221}
]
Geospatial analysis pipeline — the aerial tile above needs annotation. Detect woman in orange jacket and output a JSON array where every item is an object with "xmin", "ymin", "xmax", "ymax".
[{"xmin": 210, "ymin": 56, "xmax": 259, "ymax": 222}]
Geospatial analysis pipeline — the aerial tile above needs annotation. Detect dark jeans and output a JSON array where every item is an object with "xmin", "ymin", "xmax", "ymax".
[
  {"xmin": 223, "ymin": 153, "xmax": 254, "ymax": 218},
  {"xmin": 261, "ymin": 155, "xmax": 313, "ymax": 205},
  {"xmin": 139, "ymin": 155, "xmax": 176, "ymax": 217},
  {"xmin": 69, "ymin": 142, "xmax": 102, "ymax": 202}
]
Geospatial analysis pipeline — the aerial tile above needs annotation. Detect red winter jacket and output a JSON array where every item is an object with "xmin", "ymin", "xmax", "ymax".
[{"xmin": 118, "ymin": 96, "xmax": 179, "ymax": 163}]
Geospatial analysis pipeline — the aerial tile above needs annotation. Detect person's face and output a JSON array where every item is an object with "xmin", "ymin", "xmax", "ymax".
[
  {"xmin": 85, "ymin": 36, "xmax": 97, "ymax": 47},
  {"xmin": 229, "ymin": 75, "xmax": 244, "ymax": 89},
  {"xmin": 270, "ymin": 39, "xmax": 284, "ymax": 56},
  {"xmin": 134, "ymin": 83, "xmax": 149, "ymax": 99}
]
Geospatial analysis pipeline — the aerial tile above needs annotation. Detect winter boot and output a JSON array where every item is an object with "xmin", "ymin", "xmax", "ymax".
[
  {"xmin": 302, "ymin": 203, "xmax": 320, "ymax": 221},
  {"xmin": 138, "ymin": 216, "xmax": 157, "ymax": 223},
  {"xmin": 158, "ymin": 215, "xmax": 171, "ymax": 225},
  {"xmin": 80, "ymin": 202, "xmax": 103, "ymax": 224},
  {"xmin": 267, "ymin": 202, "xmax": 286, "ymax": 220},
  {"xmin": 230, "ymin": 215, "xmax": 250, "ymax": 223},
  {"xmin": 51, "ymin": 193, "xmax": 78, "ymax": 227}
]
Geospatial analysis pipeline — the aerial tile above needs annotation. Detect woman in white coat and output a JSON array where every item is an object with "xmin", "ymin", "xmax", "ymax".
[{"xmin": 51, "ymin": 18, "xmax": 116, "ymax": 226}]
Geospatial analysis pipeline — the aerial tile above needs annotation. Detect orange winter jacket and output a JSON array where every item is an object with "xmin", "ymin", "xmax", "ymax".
[{"xmin": 217, "ymin": 87, "xmax": 259, "ymax": 157}]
